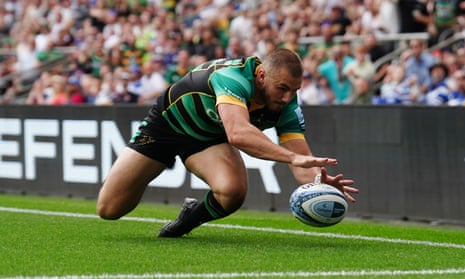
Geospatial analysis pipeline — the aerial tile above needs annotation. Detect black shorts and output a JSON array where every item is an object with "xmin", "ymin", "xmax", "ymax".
[{"xmin": 127, "ymin": 115, "xmax": 228, "ymax": 168}]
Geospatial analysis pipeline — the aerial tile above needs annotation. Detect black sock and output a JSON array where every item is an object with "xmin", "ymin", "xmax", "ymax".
[
  {"xmin": 188, "ymin": 190, "xmax": 229, "ymax": 227},
  {"xmin": 202, "ymin": 190, "xmax": 229, "ymax": 221}
]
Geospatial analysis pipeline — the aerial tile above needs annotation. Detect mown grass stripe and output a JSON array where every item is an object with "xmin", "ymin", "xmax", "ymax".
[{"xmin": 1, "ymin": 206, "xmax": 465, "ymax": 250}]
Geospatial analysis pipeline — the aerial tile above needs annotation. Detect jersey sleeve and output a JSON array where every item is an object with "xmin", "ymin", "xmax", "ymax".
[
  {"xmin": 210, "ymin": 69, "xmax": 253, "ymax": 109},
  {"xmin": 275, "ymin": 95, "xmax": 306, "ymax": 144}
]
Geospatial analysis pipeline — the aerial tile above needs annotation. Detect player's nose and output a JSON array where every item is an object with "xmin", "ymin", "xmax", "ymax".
[{"xmin": 282, "ymin": 91, "xmax": 294, "ymax": 103}]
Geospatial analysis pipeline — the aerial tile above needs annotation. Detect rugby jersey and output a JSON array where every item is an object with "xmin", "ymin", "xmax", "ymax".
[{"xmin": 148, "ymin": 56, "xmax": 305, "ymax": 143}]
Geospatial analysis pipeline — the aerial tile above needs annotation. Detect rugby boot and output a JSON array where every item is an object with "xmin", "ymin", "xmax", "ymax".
[{"xmin": 157, "ymin": 198, "xmax": 200, "ymax": 237}]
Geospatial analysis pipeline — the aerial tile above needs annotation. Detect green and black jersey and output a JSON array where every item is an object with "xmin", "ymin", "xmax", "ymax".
[{"xmin": 147, "ymin": 56, "xmax": 306, "ymax": 143}]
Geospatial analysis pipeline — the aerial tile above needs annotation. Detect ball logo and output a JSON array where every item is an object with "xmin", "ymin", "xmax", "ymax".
[
  {"xmin": 313, "ymin": 201, "xmax": 346, "ymax": 218},
  {"xmin": 314, "ymin": 201, "xmax": 333, "ymax": 217}
]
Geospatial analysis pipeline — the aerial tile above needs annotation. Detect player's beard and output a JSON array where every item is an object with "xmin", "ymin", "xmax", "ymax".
[
  {"xmin": 264, "ymin": 94, "xmax": 285, "ymax": 113},
  {"xmin": 255, "ymin": 83, "xmax": 282, "ymax": 113}
]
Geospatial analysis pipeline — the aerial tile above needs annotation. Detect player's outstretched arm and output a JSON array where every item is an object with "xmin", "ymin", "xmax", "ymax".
[{"xmin": 218, "ymin": 103, "xmax": 337, "ymax": 169}]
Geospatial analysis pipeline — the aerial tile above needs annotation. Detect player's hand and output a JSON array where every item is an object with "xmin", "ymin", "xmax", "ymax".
[
  {"xmin": 291, "ymin": 154, "xmax": 338, "ymax": 168},
  {"xmin": 320, "ymin": 167, "xmax": 359, "ymax": 203}
]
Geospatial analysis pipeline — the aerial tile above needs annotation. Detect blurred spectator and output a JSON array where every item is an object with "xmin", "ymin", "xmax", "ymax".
[
  {"xmin": 339, "ymin": 41, "xmax": 354, "ymax": 59},
  {"xmin": 440, "ymin": 50, "xmax": 462, "ymax": 74},
  {"xmin": 302, "ymin": 51, "xmax": 322, "ymax": 77},
  {"xmin": 112, "ymin": 71, "xmax": 139, "ymax": 104},
  {"xmin": 178, "ymin": 3, "xmax": 201, "ymax": 28},
  {"xmin": 127, "ymin": 66, "xmax": 144, "ymax": 96},
  {"xmin": 425, "ymin": 63, "xmax": 452, "ymax": 105},
  {"xmin": 379, "ymin": 0, "xmax": 400, "ymax": 34},
  {"xmin": 34, "ymin": 24, "xmax": 52, "ymax": 53},
  {"xmin": 314, "ymin": 21, "xmax": 337, "ymax": 52},
  {"xmin": 225, "ymin": 35, "xmax": 245, "ymax": 59},
  {"xmin": 25, "ymin": 71, "xmax": 49, "ymax": 104},
  {"xmin": 343, "ymin": 45, "xmax": 376, "ymax": 104},
  {"xmin": 328, "ymin": 5, "xmax": 352, "ymax": 36},
  {"xmin": 397, "ymin": 0, "xmax": 431, "ymax": 34},
  {"xmin": 229, "ymin": 3, "xmax": 254, "ymax": 41},
  {"xmin": 164, "ymin": 49, "xmax": 192, "ymax": 85},
  {"xmin": 36, "ymin": 40, "xmax": 63, "ymax": 62},
  {"xmin": 278, "ymin": 27, "xmax": 308, "ymax": 58},
  {"xmin": 92, "ymin": 74, "xmax": 113, "ymax": 105},
  {"xmin": 404, "ymin": 39, "xmax": 437, "ymax": 100},
  {"xmin": 448, "ymin": 69, "xmax": 465, "ymax": 106},
  {"xmin": 363, "ymin": 32, "xmax": 391, "ymax": 88},
  {"xmin": 68, "ymin": 76, "xmax": 86, "ymax": 104},
  {"xmin": 120, "ymin": 33, "xmax": 145, "ymax": 69},
  {"xmin": 242, "ymin": 38, "xmax": 259, "ymax": 57},
  {"xmin": 15, "ymin": 31, "xmax": 40, "ymax": 80},
  {"xmin": 430, "ymin": 0, "xmax": 465, "ymax": 44},
  {"xmin": 375, "ymin": 63, "xmax": 420, "ymax": 104},
  {"xmin": 107, "ymin": 46, "xmax": 124, "ymax": 68},
  {"xmin": 1, "ymin": 75, "xmax": 25, "ymax": 104},
  {"xmin": 298, "ymin": 73, "xmax": 335, "ymax": 105},
  {"xmin": 298, "ymin": 72, "xmax": 318, "ymax": 105},
  {"xmin": 213, "ymin": 2, "xmax": 235, "ymax": 49},
  {"xmin": 48, "ymin": 75, "xmax": 70, "ymax": 105},
  {"xmin": 317, "ymin": 45, "xmax": 355, "ymax": 104},
  {"xmin": 363, "ymin": 32, "xmax": 390, "ymax": 62},
  {"xmin": 137, "ymin": 59, "xmax": 168, "ymax": 105},
  {"xmin": 359, "ymin": 0, "xmax": 398, "ymax": 38},
  {"xmin": 0, "ymin": 56, "xmax": 15, "ymax": 95},
  {"xmin": 26, "ymin": 78, "xmax": 47, "ymax": 105},
  {"xmin": 191, "ymin": 26, "xmax": 220, "ymax": 60},
  {"xmin": 3, "ymin": 0, "xmax": 465, "ymax": 107},
  {"xmin": 255, "ymin": 24, "xmax": 279, "ymax": 58}
]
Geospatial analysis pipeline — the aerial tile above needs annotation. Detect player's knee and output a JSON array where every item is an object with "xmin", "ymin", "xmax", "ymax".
[
  {"xmin": 219, "ymin": 184, "xmax": 247, "ymax": 213},
  {"xmin": 96, "ymin": 201, "xmax": 123, "ymax": 220}
]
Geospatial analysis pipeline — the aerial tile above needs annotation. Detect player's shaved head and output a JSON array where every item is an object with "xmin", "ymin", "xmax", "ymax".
[{"xmin": 262, "ymin": 48, "xmax": 303, "ymax": 79}]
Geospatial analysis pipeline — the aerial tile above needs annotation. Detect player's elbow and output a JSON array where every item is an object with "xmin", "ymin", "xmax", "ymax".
[{"xmin": 226, "ymin": 130, "xmax": 248, "ymax": 148}]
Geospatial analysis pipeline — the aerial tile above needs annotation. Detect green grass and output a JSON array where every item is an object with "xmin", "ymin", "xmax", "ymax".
[{"xmin": 1, "ymin": 194, "xmax": 465, "ymax": 278}]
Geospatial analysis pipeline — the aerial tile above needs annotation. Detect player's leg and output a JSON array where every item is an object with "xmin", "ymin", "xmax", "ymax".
[
  {"xmin": 97, "ymin": 147, "xmax": 167, "ymax": 220},
  {"xmin": 185, "ymin": 143, "xmax": 247, "ymax": 212},
  {"xmin": 158, "ymin": 143, "xmax": 247, "ymax": 237}
]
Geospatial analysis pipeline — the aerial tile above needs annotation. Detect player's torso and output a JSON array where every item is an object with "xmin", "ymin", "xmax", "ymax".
[{"xmin": 150, "ymin": 56, "xmax": 300, "ymax": 141}]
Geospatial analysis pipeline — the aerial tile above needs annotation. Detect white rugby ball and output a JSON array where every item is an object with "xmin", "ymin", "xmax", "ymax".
[{"xmin": 289, "ymin": 183, "xmax": 348, "ymax": 227}]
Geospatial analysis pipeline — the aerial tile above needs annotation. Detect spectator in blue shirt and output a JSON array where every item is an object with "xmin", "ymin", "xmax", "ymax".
[{"xmin": 404, "ymin": 39, "xmax": 436, "ymax": 102}]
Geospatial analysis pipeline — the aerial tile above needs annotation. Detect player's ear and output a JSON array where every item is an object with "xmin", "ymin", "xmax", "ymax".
[{"xmin": 257, "ymin": 68, "xmax": 266, "ymax": 84}]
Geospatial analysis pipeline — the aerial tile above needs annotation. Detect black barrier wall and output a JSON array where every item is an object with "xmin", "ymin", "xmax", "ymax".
[{"xmin": 1, "ymin": 105, "xmax": 464, "ymax": 222}]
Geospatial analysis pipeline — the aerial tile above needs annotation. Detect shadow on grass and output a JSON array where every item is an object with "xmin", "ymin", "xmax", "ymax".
[{"xmin": 102, "ymin": 224, "xmax": 372, "ymax": 252}]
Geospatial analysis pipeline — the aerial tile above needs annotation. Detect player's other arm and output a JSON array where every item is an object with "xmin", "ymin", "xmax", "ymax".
[
  {"xmin": 217, "ymin": 103, "xmax": 337, "ymax": 168},
  {"xmin": 282, "ymin": 138, "xmax": 358, "ymax": 203}
]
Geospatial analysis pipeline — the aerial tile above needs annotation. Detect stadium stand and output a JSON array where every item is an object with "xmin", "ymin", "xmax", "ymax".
[{"xmin": 0, "ymin": 0, "xmax": 464, "ymax": 106}]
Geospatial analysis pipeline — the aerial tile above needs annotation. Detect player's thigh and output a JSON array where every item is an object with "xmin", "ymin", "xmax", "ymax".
[
  {"xmin": 184, "ymin": 143, "xmax": 247, "ymax": 197},
  {"xmin": 97, "ymin": 147, "xmax": 166, "ymax": 218}
]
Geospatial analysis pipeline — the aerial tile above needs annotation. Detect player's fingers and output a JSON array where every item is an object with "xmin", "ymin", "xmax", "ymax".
[
  {"xmin": 344, "ymin": 192, "xmax": 357, "ymax": 203},
  {"xmin": 339, "ymin": 179, "xmax": 355, "ymax": 186},
  {"xmin": 343, "ymin": 186, "xmax": 359, "ymax": 193},
  {"xmin": 312, "ymin": 157, "xmax": 337, "ymax": 164},
  {"xmin": 323, "ymin": 158, "xmax": 338, "ymax": 166},
  {"xmin": 322, "ymin": 174, "xmax": 344, "ymax": 185}
]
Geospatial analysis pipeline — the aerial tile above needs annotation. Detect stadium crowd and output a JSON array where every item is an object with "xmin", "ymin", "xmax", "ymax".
[{"xmin": 1, "ymin": 0, "xmax": 465, "ymax": 106}]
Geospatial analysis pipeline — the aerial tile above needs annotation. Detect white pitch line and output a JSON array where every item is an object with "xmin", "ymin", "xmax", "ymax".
[
  {"xmin": 1, "ymin": 206, "xmax": 465, "ymax": 251},
  {"xmin": 4, "ymin": 268, "xmax": 465, "ymax": 279}
]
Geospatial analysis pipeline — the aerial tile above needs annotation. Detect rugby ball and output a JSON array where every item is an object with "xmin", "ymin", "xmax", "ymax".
[{"xmin": 289, "ymin": 183, "xmax": 348, "ymax": 227}]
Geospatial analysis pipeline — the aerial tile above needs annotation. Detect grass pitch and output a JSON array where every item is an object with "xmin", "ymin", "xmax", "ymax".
[{"xmin": 1, "ymin": 193, "xmax": 465, "ymax": 279}]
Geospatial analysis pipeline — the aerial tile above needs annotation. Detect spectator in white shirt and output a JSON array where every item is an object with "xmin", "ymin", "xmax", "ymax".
[{"xmin": 137, "ymin": 59, "xmax": 167, "ymax": 105}]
